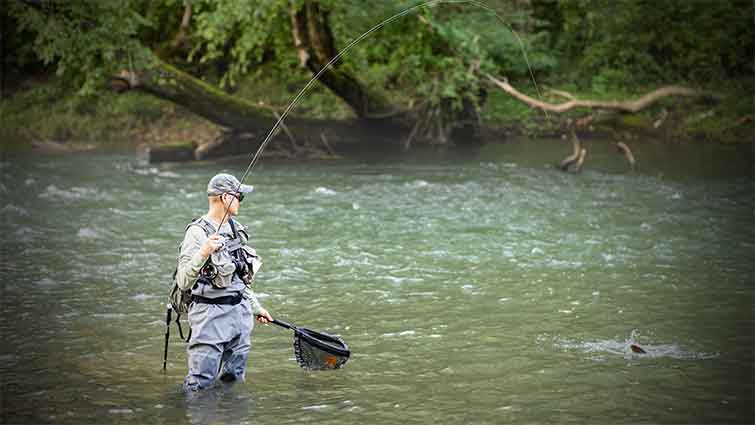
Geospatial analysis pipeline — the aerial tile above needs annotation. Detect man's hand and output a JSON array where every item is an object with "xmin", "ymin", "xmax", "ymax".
[
  {"xmin": 199, "ymin": 234, "xmax": 224, "ymax": 258},
  {"xmin": 256, "ymin": 308, "xmax": 273, "ymax": 324}
]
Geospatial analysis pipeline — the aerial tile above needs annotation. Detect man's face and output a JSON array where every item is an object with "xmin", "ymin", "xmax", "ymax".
[{"xmin": 221, "ymin": 192, "xmax": 243, "ymax": 215}]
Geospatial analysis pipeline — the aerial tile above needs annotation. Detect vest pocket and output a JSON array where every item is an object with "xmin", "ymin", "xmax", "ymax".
[{"xmin": 209, "ymin": 251, "xmax": 236, "ymax": 288}]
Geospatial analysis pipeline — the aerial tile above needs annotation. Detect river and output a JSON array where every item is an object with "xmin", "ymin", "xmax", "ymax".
[{"xmin": 1, "ymin": 139, "xmax": 752, "ymax": 424}]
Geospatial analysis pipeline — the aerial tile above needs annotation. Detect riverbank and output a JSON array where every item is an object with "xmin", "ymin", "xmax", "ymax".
[{"xmin": 2, "ymin": 75, "xmax": 752, "ymax": 157}]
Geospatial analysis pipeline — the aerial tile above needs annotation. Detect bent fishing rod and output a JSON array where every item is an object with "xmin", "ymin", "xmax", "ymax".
[{"xmin": 214, "ymin": 0, "xmax": 547, "ymax": 229}]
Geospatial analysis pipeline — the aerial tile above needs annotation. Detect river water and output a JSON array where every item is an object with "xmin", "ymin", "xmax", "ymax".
[{"xmin": 1, "ymin": 139, "xmax": 752, "ymax": 424}]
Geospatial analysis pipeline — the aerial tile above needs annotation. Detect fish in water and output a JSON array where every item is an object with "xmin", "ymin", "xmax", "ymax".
[
  {"xmin": 630, "ymin": 344, "xmax": 647, "ymax": 354},
  {"xmin": 324, "ymin": 355, "xmax": 338, "ymax": 368}
]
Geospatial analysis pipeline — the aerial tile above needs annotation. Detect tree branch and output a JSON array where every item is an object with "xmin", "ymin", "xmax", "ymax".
[
  {"xmin": 559, "ymin": 128, "xmax": 582, "ymax": 171},
  {"xmin": 486, "ymin": 74, "xmax": 715, "ymax": 113},
  {"xmin": 574, "ymin": 147, "xmax": 587, "ymax": 173},
  {"xmin": 289, "ymin": 4, "xmax": 310, "ymax": 68},
  {"xmin": 616, "ymin": 142, "xmax": 636, "ymax": 171},
  {"xmin": 169, "ymin": 0, "xmax": 192, "ymax": 49}
]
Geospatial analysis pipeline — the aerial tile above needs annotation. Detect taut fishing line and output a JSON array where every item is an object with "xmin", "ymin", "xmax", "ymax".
[{"xmin": 214, "ymin": 0, "xmax": 547, "ymax": 228}]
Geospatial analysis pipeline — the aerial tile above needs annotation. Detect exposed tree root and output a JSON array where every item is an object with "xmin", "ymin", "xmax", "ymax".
[
  {"xmin": 559, "ymin": 129, "xmax": 581, "ymax": 171},
  {"xmin": 574, "ymin": 147, "xmax": 587, "ymax": 173},
  {"xmin": 616, "ymin": 142, "xmax": 636, "ymax": 171},
  {"xmin": 559, "ymin": 128, "xmax": 586, "ymax": 173}
]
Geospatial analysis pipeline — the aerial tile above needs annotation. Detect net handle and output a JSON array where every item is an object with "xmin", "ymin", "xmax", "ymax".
[{"xmin": 271, "ymin": 318, "xmax": 296, "ymax": 331}]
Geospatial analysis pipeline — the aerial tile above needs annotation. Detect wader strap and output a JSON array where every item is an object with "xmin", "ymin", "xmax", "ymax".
[
  {"xmin": 175, "ymin": 312, "xmax": 191, "ymax": 343},
  {"xmin": 187, "ymin": 217, "xmax": 216, "ymax": 236},
  {"xmin": 229, "ymin": 218, "xmax": 239, "ymax": 239},
  {"xmin": 191, "ymin": 294, "xmax": 243, "ymax": 306}
]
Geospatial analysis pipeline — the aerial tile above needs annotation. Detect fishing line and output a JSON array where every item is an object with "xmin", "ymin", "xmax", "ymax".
[{"xmin": 215, "ymin": 0, "xmax": 547, "ymax": 230}]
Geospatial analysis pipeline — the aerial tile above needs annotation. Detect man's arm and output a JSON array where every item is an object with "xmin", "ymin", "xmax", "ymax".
[
  {"xmin": 243, "ymin": 286, "xmax": 273, "ymax": 322},
  {"xmin": 176, "ymin": 226, "xmax": 210, "ymax": 291},
  {"xmin": 242, "ymin": 286, "xmax": 264, "ymax": 315}
]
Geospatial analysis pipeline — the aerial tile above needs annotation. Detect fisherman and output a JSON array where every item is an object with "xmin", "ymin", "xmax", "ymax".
[{"xmin": 176, "ymin": 173, "xmax": 273, "ymax": 391}]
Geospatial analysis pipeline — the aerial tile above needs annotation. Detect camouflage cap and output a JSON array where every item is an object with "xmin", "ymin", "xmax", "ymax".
[{"xmin": 206, "ymin": 173, "xmax": 254, "ymax": 196}]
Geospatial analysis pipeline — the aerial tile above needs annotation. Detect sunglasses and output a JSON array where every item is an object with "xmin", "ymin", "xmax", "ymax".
[{"xmin": 226, "ymin": 192, "xmax": 244, "ymax": 203}]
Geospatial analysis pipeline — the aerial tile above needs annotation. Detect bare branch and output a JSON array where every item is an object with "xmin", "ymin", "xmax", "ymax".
[
  {"xmin": 547, "ymin": 88, "xmax": 576, "ymax": 101},
  {"xmin": 616, "ymin": 142, "xmax": 636, "ymax": 171},
  {"xmin": 559, "ymin": 128, "xmax": 582, "ymax": 171},
  {"xmin": 273, "ymin": 111, "xmax": 300, "ymax": 153},
  {"xmin": 574, "ymin": 148, "xmax": 587, "ymax": 173},
  {"xmin": 403, "ymin": 119, "xmax": 421, "ymax": 150},
  {"xmin": 170, "ymin": 0, "xmax": 193, "ymax": 49},
  {"xmin": 288, "ymin": 3, "xmax": 310, "ymax": 68},
  {"xmin": 319, "ymin": 132, "xmax": 337, "ymax": 156},
  {"xmin": 486, "ymin": 74, "xmax": 714, "ymax": 113}
]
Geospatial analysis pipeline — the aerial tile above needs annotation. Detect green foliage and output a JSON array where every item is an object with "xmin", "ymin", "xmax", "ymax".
[
  {"xmin": 5, "ymin": 0, "xmax": 753, "ymax": 144},
  {"xmin": 481, "ymin": 88, "xmax": 538, "ymax": 127},
  {"xmin": 343, "ymin": 1, "xmax": 555, "ymax": 114},
  {"xmin": 3, "ymin": 8, "xmax": 41, "ymax": 76},
  {"xmin": 233, "ymin": 66, "xmax": 353, "ymax": 120},
  {"xmin": 183, "ymin": 0, "xmax": 556, "ymax": 116},
  {"xmin": 9, "ymin": 0, "xmax": 153, "ymax": 95},
  {"xmin": 1, "ymin": 80, "xmax": 169, "ymax": 142},
  {"xmin": 555, "ymin": 0, "xmax": 754, "ymax": 90},
  {"xmin": 189, "ymin": 0, "xmax": 292, "ymax": 88}
]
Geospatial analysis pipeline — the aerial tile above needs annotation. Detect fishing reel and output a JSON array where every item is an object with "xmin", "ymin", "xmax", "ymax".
[
  {"xmin": 231, "ymin": 247, "xmax": 259, "ymax": 285},
  {"xmin": 199, "ymin": 263, "xmax": 218, "ymax": 280},
  {"xmin": 232, "ymin": 256, "xmax": 252, "ymax": 284}
]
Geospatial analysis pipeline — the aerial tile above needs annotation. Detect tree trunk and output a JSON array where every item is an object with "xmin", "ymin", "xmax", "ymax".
[
  {"xmin": 114, "ymin": 59, "xmax": 275, "ymax": 130},
  {"xmin": 289, "ymin": 0, "xmax": 394, "ymax": 119},
  {"xmin": 112, "ymin": 59, "xmax": 410, "ymax": 160}
]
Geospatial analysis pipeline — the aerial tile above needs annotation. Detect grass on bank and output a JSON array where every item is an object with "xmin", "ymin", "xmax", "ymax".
[{"xmin": 1, "ymin": 81, "xmax": 172, "ymax": 146}]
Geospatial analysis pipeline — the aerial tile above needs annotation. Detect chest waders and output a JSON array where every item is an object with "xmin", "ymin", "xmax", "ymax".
[{"xmin": 163, "ymin": 217, "xmax": 249, "ymax": 371}]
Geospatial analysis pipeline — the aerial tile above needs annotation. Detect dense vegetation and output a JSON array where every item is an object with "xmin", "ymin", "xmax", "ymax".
[{"xmin": 3, "ymin": 0, "xmax": 753, "ymax": 147}]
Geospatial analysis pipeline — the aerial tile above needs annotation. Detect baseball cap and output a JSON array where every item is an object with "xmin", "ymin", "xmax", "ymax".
[{"xmin": 206, "ymin": 173, "xmax": 254, "ymax": 196}]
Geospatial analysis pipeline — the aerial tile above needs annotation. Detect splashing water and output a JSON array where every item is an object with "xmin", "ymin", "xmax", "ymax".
[{"xmin": 550, "ymin": 329, "xmax": 720, "ymax": 361}]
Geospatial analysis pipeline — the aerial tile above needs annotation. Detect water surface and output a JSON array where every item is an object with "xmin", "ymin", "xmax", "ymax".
[{"xmin": 1, "ymin": 139, "xmax": 753, "ymax": 424}]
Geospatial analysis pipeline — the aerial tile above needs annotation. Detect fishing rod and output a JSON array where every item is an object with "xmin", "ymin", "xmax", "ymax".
[{"xmin": 215, "ymin": 0, "xmax": 547, "ymax": 228}]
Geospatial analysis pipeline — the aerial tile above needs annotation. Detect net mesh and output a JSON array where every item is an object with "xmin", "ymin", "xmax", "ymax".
[{"xmin": 292, "ymin": 328, "xmax": 350, "ymax": 370}]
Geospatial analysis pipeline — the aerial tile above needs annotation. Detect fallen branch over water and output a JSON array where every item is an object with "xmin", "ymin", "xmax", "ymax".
[
  {"xmin": 485, "ymin": 74, "xmax": 716, "ymax": 113},
  {"xmin": 485, "ymin": 75, "xmax": 718, "ymax": 173}
]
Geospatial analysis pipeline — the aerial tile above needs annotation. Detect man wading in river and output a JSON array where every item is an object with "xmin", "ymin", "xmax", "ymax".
[{"xmin": 176, "ymin": 173, "xmax": 273, "ymax": 391}]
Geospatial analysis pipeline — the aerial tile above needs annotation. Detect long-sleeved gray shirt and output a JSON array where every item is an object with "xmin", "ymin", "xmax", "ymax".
[{"xmin": 176, "ymin": 216, "xmax": 264, "ymax": 314}]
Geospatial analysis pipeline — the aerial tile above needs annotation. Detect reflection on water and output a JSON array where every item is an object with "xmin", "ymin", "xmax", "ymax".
[
  {"xmin": 1, "ymin": 140, "xmax": 753, "ymax": 424},
  {"xmin": 183, "ymin": 385, "xmax": 253, "ymax": 425}
]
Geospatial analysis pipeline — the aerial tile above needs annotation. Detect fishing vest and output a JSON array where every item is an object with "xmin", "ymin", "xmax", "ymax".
[
  {"xmin": 187, "ymin": 217, "xmax": 262, "ymax": 290},
  {"xmin": 166, "ymin": 217, "xmax": 262, "ymax": 349}
]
